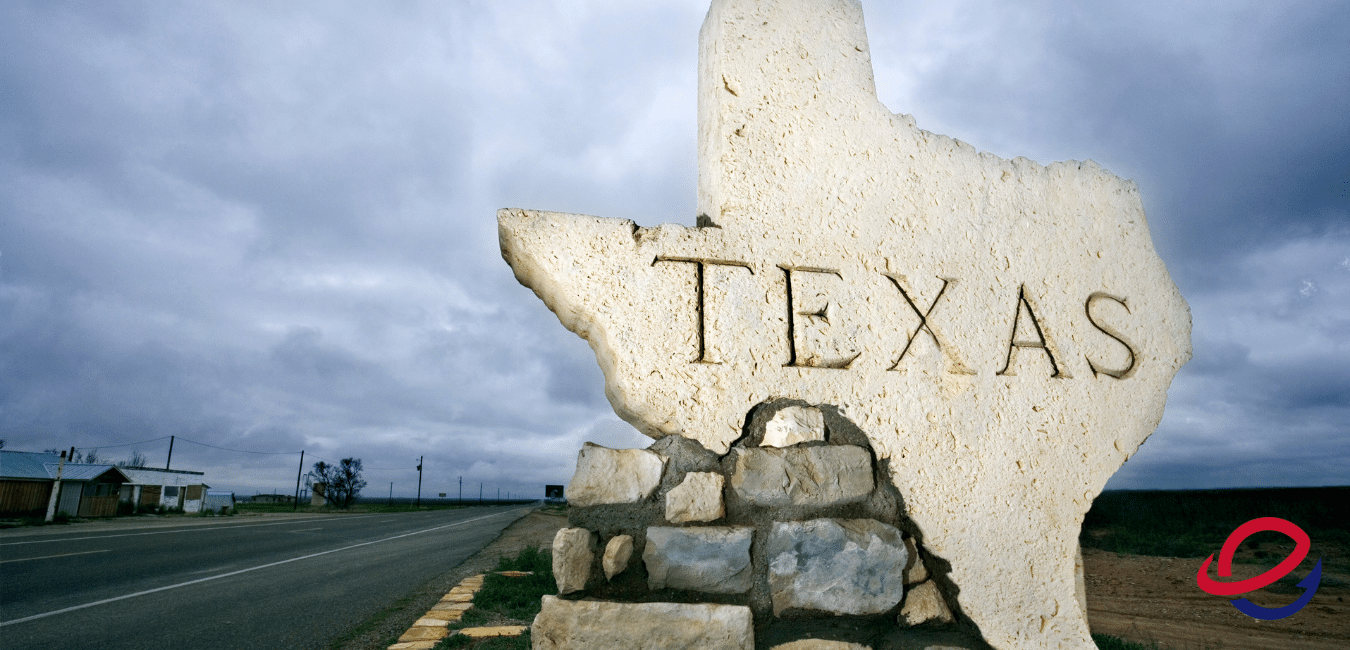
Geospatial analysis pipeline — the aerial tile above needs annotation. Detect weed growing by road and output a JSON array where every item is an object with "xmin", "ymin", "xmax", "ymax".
[
  {"xmin": 1093, "ymin": 634, "xmax": 1162, "ymax": 649},
  {"xmin": 434, "ymin": 546, "xmax": 552, "ymax": 649},
  {"xmin": 492, "ymin": 545, "xmax": 551, "ymax": 573}
]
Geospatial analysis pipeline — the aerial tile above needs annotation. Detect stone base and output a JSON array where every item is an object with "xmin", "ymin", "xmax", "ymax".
[{"xmin": 531, "ymin": 596, "xmax": 753, "ymax": 650}]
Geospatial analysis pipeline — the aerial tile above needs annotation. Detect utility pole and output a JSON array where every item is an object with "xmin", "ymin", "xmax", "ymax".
[
  {"xmin": 292, "ymin": 450, "xmax": 305, "ymax": 512},
  {"xmin": 44, "ymin": 450, "xmax": 67, "ymax": 522},
  {"xmin": 388, "ymin": 482, "xmax": 393, "ymax": 506},
  {"xmin": 165, "ymin": 435, "xmax": 175, "ymax": 470},
  {"xmin": 416, "ymin": 456, "xmax": 423, "ymax": 507},
  {"xmin": 458, "ymin": 476, "xmax": 462, "ymax": 502},
  {"xmin": 479, "ymin": 482, "xmax": 482, "ymax": 501}
]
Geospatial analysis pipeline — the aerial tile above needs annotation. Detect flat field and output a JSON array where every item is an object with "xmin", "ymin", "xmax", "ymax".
[{"xmin": 1081, "ymin": 487, "xmax": 1349, "ymax": 649}]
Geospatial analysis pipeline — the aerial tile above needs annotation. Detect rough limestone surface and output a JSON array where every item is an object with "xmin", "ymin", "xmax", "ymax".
[
  {"xmin": 567, "ymin": 442, "xmax": 666, "ymax": 507},
  {"xmin": 763, "ymin": 405, "xmax": 826, "ymax": 447},
  {"xmin": 666, "ymin": 471, "xmax": 726, "ymax": 523},
  {"xmin": 499, "ymin": 0, "xmax": 1190, "ymax": 647},
  {"xmin": 551, "ymin": 527, "xmax": 594, "ymax": 595},
  {"xmin": 732, "ymin": 445, "xmax": 873, "ymax": 507},
  {"xmin": 772, "ymin": 641, "xmax": 871, "ymax": 650},
  {"xmin": 767, "ymin": 518, "xmax": 908, "ymax": 615},
  {"xmin": 532, "ymin": 596, "xmax": 754, "ymax": 650},
  {"xmin": 603, "ymin": 534, "xmax": 634, "ymax": 580},
  {"xmin": 645, "ymin": 526, "xmax": 755, "ymax": 593},
  {"xmin": 899, "ymin": 580, "xmax": 956, "ymax": 626},
  {"xmin": 1074, "ymin": 544, "xmax": 1090, "ymax": 620}
]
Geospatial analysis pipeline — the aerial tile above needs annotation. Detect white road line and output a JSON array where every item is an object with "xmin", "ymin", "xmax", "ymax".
[
  {"xmin": 0, "ymin": 515, "xmax": 381, "ymax": 546},
  {"xmin": 0, "ymin": 510, "xmax": 516, "ymax": 627},
  {"xmin": 0, "ymin": 549, "xmax": 112, "ymax": 564},
  {"xmin": 288, "ymin": 528, "xmax": 322, "ymax": 532}
]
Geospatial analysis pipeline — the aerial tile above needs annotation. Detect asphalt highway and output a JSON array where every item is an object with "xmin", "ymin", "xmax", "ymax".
[{"xmin": 0, "ymin": 505, "xmax": 530, "ymax": 650}]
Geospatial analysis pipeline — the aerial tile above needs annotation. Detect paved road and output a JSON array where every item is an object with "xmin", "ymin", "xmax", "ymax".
[{"xmin": 0, "ymin": 506, "xmax": 531, "ymax": 650}]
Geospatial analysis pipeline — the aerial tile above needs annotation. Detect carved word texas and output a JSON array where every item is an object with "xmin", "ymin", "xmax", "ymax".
[{"xmin": 655, "ymin": 256, "xmax": 1136, "ymax": 379}]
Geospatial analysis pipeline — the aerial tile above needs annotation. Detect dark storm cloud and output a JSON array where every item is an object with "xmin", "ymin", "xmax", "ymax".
[{"xmin": 1, "ymin": 1, "xmax": 1346, "ymax": 494}]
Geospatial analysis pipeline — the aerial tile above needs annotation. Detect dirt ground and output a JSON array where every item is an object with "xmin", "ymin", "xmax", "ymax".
[
  {"xmin": 1084, "ymin": 546, "xmax": 1350, "ymax": 649},
  {"xmin": 337, "ymin": 510, "xmax": 1348, "ymax": 650}
]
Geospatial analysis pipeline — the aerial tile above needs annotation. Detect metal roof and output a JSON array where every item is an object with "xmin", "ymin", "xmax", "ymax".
[
  {"xmin": 0, "ymin": 451, "xmax": 131, "ymax": 482},
  {"xmin": 0, "ymin": 451, "xmax": 63, "ymax": 479},
  {"xmin": 120, "ymin": 467, "xmax": 206, "ymax": 487},
  {"xmin": 45, "ymin": 463, "xmax": 132, "ymax": 482}
]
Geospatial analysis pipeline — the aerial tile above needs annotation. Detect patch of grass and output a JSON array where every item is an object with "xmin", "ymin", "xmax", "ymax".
[
  {"xmin": 435, "ymin": 631, "xmax": 531, "ymax": 650},
  {"xmin": 432, "ymin": 546, "xmax": 552, "ymax": 649},
  {"xmin": 1093, "ymin": 634, "xmax": 1161, "ymax": 650},
  {"xmin": 472, "ymin": 572, "xmax": 555, "ymax": 620},
  {"xmin": 492, "ymin": 545, "xmax": 551, "ymax": 573},
  {"xmin": 0, "ymin": 515, "xmax": 65, "ymax": 529},
  {"xmin": 475, "ymin": 632, "xmax": 530, "ymax": 649},
  {"xmin": 1080, "ymin": 487, "xmax": 1349, "ymax": 558}
]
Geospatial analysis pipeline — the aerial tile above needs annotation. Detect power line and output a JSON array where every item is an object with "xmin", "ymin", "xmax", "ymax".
[
  {"xmin": 174, "ymin": 436, "xmax": 301, "ymax": 455},
  {"xmin": 77, "ymin": 436, "xmax": 172, "ymax": 450}
]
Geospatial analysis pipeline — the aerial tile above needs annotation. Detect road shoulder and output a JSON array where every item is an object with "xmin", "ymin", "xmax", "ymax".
[{"xmin": 330, "ymin": 508, "xmax": 567, "ymax": 650}]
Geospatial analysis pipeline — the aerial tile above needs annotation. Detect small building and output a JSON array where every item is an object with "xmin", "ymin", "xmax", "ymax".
[
  {"xmin": 0, "ymin": 450, "xmax": 131, "ymax": 518},
  {"xmin": 118, "ymin": 467, "xmax": 209, "ymax": 513},
  {"xmin": 251, "ymin": 493, "xmax": 295, "ymax": 504},
  {"xmin": 203, "ymin": 490, "xmax": 236, "ymax": 513}
]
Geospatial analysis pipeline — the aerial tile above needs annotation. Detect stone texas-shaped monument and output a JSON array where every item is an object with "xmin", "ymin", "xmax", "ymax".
[{"xmin": 499, "ymin": 0, "xmax": 1191, "ymax": 648}]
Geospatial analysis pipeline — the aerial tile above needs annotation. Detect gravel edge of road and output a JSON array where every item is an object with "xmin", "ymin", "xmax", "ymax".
[{"xmin": 328, "ymin": 507, "xmax": 567, "ymax": 650}]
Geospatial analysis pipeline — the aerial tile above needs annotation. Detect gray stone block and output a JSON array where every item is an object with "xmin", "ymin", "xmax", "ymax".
[
  {"xmin": 731, "ymin": 445, "xmax": 873, "ymax": 507},
  {"xmin": 644, "ymin": 526, "xmax": 754, "ymax": 594},
  {"xmin": 767, "ymin": 518, "xmax": 907, "ymax": 615}
]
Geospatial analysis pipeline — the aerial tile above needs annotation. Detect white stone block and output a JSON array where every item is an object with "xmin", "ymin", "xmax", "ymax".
[
  {"xmin": 532, "ymin": 596, "xmax": 754, "ymax": 650},
  {"xmin": 567, "ymin": 442, "xmax": 666, "ymax": 507},
  {"xmin": 665, "ymin": 471, "xmax": 726, "ymax": 523},
  {"xmin": 762, "ymin": 405, "xmax": 825, "ymax": 447},
  {"xmin": 903, "ymin": 536, "xmax": 929, "ymax": 585},
  {"xmin": 899, "ymin": 580, "xmax": 955, "ymax": 626},
  {"xmin": 771, "ymin": 641, "xmax": 870, "ymax": 650},
  {"xmin": 602, "ymin": 534, "xmax": 633, "ymax": 581},
  {"xmin": 551, "ymin": 527, "xmax": 593, "ymax": 595}
]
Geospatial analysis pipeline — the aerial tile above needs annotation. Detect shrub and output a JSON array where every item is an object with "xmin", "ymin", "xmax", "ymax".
[{"xmin": 1093, "ymin": 634, "xmax": 1160, "ymax": 650}]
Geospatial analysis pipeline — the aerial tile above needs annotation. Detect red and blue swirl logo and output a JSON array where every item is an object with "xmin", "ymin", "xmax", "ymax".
[{"xmin": 1195, "ymin": 517, "xmax": 1323, "ymax": 620}]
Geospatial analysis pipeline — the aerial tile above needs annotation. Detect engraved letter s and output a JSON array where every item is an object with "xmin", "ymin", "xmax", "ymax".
[{"xmin": 1085, "ymin": 292, "xmax": 1137, "ymax": 379}]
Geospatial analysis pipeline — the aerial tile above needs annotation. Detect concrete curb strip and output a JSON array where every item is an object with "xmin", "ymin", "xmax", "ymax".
[{"xmin": 388, "ymin": 571, "xmax": 532, "ymax": 649}]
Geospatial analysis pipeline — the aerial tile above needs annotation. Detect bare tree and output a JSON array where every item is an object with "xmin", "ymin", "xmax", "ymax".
[
  {"xmin": 46, "ymin": 448, "xmax": 84, "ymax": 462},
  {"xmin": 83, "ymin": 449, "xmax": 101, "ymax": 464},
  {"xmin": 118, "ymin": 449, "xmax": 149, "ymax": 468},
  {"xmin": 312, "ymin": 458, "xmax": 366, "ymax": 509}
]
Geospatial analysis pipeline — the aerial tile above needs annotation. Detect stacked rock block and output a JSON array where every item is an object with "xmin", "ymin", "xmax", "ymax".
[{"xmin": 540, "ymin": 400, "xmax": 984, "ymax": 649}]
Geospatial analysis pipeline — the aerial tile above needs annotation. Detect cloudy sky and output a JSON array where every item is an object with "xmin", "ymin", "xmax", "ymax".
[{"xmin": 2, "ymin": 1, "xmax": 1346, "ymax": 498}]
